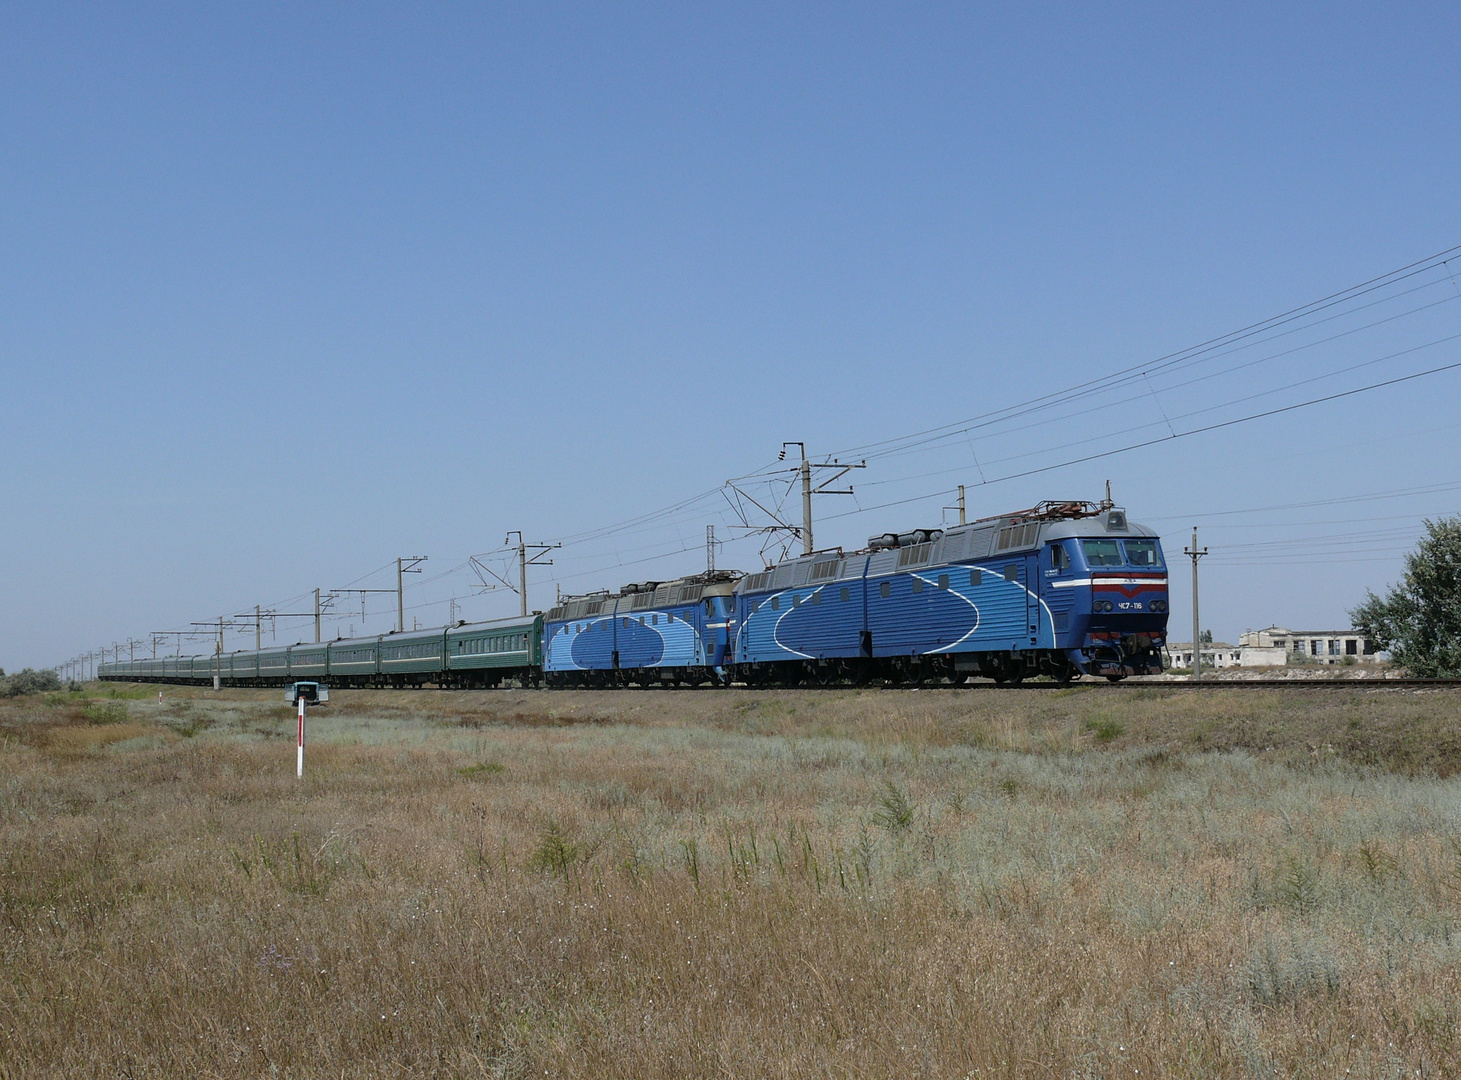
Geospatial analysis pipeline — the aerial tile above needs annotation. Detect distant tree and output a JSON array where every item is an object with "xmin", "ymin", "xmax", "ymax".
[
  {"xmin": 1351, "ymin": 516, "xmax": 1461, "ymax": 677},
  {"xmin": 1199, "ymin": 629, "xmax": 1213, "ymax": 643},
  {"xmin": 0, "ymin": 668, "xmax": 62, "ymax": 697}
]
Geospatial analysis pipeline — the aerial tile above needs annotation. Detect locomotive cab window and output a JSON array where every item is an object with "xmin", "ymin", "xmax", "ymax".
[
  {"xmin": 1082, "ymin": 540, "xmax": 1123, "ymax": 566},
  {"xmin": 1123, "ymin": 540, "xmax": 1160, "ymax": 567},
  {"xmin": 1050, "ymin": 543, "xmax": 1069, "ymax": 570}
]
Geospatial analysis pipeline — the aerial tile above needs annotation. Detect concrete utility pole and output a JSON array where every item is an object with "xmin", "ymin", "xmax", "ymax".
[
  {"xmin": 314, "ymin": 588, "xmax": 322, "ymax": 643},
  {"xmin": 255, "ymin": 605, "xmax": 262, "ymax": 650},
  {"xmin": 470, "ymin": 536, "xmax": 560, "ymax": 616},
  {"xmin": 799, "ymin": 451, "xmax": 813, "ymax": 555},
  {"xmin": 396, "ymin": 556, "xmax": 427, "ymax": 633},
  {"xmin": 1184, "ymin": 527, "xmax": 1208, "ymax": 681},
  {"xmin": 778, "ymin": 442, "xmax": 866, "ymax": 555},
  {"xmin": 508, "ymin": 534, "xmax": 559, "ymax": 617}
]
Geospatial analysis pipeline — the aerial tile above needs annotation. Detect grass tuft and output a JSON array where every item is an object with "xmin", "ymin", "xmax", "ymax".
[
  {"xmin": 457, "ymin": 760, "xmax": 507, "ymax": 779},
  {"xmin": 870, "ymin": 779, "xmax": 914, "ymax": 831}
]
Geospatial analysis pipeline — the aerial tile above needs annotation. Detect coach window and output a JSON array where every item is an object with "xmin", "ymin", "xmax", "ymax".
[
  {"xmin": 970, "ymin": 569, "xmax": 982, "ymax": 587},
  {"xmin": 880, "ymin": 582, "xmax": 891, "ymax": 598}
]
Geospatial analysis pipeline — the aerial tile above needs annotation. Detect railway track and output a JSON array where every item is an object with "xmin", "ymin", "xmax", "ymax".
[
  {"xmin": 923, "ymin": 677, "xmax": 1461, "ymax": 690},
  {"xmin": 104, "ymin": 676, "xmax": 1461, "ymax": 692},
  {"xmin": 748, "ymin": 679, "xmax": 1461, "ymax": 691}
]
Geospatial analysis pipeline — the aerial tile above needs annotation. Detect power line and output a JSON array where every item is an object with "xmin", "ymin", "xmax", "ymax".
[
  {"xmin": 828, "ymin": 244, "xmax": 1461, "ymax": 463},
  {"xmin": 812, "ymin": 351, "xmax": 1461, "ymax": 528}
]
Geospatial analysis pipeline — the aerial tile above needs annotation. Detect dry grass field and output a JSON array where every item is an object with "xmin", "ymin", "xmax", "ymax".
[{"xmin": 3, "ymin": 682, "xmax": 1460, "ymax": 1078}]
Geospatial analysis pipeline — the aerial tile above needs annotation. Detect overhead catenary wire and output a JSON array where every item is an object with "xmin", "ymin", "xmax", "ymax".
[{"xmin": 826, "ymin": 245, "xmax": 1461, "ymax": 465}]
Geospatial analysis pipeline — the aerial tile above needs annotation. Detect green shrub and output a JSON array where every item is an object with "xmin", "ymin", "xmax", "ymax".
[
  {"xmin": 0, "ymin": 668, "xmax": 63, "ymax": 698},
  {"xmin": 1084, "ymin": 717, "xmax": 1125, "ymax": 742},
  {"xmin": 82, "ymin": 701, "xmax": 129, "ymax": 725}
]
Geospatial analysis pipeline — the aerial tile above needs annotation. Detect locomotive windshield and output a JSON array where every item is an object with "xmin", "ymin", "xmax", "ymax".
[
  {"xmin": 1123, "ymin": 540, "xmax": 1161, "ymax": 566},
  {"xmin": 1082, "ymin": 540, "xmax": 1123, "ymax": 566}
]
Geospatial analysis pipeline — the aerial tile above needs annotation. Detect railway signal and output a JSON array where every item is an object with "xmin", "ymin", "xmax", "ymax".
[{"xmin": 286, "ymin": 682, "xmax": 328, "ymax": 778}]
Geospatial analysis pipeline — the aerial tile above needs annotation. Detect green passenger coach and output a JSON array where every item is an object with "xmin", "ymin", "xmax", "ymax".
[
  {"xmin": 99, "ymin": 614, "xmax": 547, "ymax": 689},
  {"xmin": 445, "ymin": 614, "xmax": 542, "ymax": 687}
]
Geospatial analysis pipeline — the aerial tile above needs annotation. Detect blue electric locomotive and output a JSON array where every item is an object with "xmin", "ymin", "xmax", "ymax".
[
  {"xmin": 732, "ymin": 501, "xmax": 1168, "ymax": 684},
  {"xmin": 541, "ymin": 572, "xmax": 740, "ymax": 687}
]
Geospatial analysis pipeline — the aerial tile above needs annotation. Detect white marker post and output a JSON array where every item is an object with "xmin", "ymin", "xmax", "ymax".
[{"xmin": 296, "ymin": 695, "xmax": 306, "ymax": 778}]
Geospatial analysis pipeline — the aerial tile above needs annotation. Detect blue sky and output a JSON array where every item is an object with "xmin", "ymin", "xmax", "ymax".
[{"xmin": 4, "ymin": 4, "xmax": 1461, "ymax": 668}]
